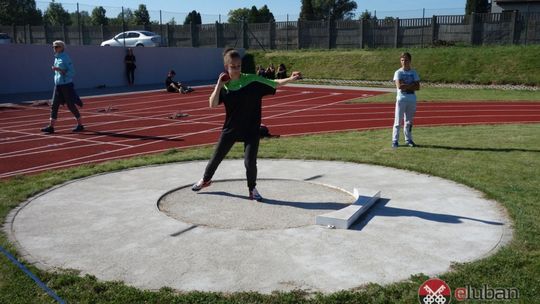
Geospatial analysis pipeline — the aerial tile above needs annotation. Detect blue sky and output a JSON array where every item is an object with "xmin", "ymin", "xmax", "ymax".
[{"xmin": 45, "ymin": 0, "xmax": 467, "ymax": 23}]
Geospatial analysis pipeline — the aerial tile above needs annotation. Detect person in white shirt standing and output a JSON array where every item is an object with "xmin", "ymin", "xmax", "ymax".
[{"xmin": 392, "ymin": 52, "xmax": 420, "ymax": 148}]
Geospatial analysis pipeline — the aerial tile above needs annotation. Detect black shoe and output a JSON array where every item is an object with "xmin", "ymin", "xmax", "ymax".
[
  {"xmin": 41, "ymin": 125, "xmax": 54, "ymax": 133},
  {"xmin": 72, "ymin": 125, "xmax": 84, "ymax": 132}
]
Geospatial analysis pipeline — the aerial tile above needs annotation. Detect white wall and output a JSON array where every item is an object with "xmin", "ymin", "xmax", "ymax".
[{"xmin": 0, "ymin": 45, "xmax": 235, "ymax": 95}]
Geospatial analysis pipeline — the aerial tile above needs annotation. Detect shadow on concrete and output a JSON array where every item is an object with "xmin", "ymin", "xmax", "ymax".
[
  {"xmin": 198, "ymin": 191, "xmax": 348, "ymax": 210},
  {"xmin": 350, "ymin": 198, "xmax": 504, "ymax": 231}
]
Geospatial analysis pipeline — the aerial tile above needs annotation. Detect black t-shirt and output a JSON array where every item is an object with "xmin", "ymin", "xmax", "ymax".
[
  {"xmin": 219, "ymin": 74, "xmax": 277, "ymax": 140},
  {"xmin": 165, "ymin": 76, "xmax": 174, "ymax": 88}
]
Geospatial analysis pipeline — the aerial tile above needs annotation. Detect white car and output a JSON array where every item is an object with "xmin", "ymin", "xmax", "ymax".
[
  {"xmin": 0, "ymin": 33, "xmax": 12, "ymax": 44},
  {"xmin": 101, "ymin": 31, "xmax": 161, "ymax": 47}
]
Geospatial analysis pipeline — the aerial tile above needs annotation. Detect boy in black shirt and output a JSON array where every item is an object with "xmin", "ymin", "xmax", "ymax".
[
  {"xmin": 165, "ymin": 70, "xmax": 193, "ymax": 94},
  {"xmin": 191, "ymin": 49, "xmax": 302, "ymax": 201}
]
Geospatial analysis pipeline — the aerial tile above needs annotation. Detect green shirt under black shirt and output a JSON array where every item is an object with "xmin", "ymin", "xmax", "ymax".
[{"xmin": 219, "ymin": 73, "xmax": 277, "ymax": 140}]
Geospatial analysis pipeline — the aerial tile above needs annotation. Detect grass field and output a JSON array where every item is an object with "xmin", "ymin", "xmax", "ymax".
[
  {"xmin": 1, "ymin": 122, "xmax": 539, "ymax": 303},
  {"xmin": 347, "ymin": 87, "xmax": 540, "ymax": 103},
  {"xmin": 248, "ymin": 45, "xmax": 540, "ymax": 86}
]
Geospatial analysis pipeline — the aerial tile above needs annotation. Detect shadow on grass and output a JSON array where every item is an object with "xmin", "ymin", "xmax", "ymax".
[
  {"xmin": 351, "ymin": 198, "xmax": 504, "ymax": 231},
  {"xmin": 420, "ymin": 144, "xmax": 540, "ymax": 153},
  {"xmin": 198, "ymin": 191, "xmax": 348, "ymax": 210}
]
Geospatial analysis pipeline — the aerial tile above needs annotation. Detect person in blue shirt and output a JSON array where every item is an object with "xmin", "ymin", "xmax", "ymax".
[
  {"xmin": 41, "ymin": 40, "xmax": 84, "ymax": 134},
  {"xmin": 191, "ymin": 48, "xmax": 302, "ymax": 201},
  {"xmin": 392, "ymin": 52, "xmax": 420, "ymax": 148}
]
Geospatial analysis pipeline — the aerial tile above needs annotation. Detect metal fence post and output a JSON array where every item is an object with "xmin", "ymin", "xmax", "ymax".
[
  {"xmin": 215, "ymin": 21, "xmax": 222, "ymax": 48},
  {"xmin": 297, "ymin": 20, "xmax": 302, "ymax": 49},
  {"xmin": 62, "ymin": 24, "xmax": 67, "ymax": 43},
  {"xmin": 77, "ymin": 3, "xmax": 82, "ymax": 45},
  {"xmin": 469, "ymin": 13, "xmax": 477, "ymax": 45},
  {"xmin": 12, "ymin": 24, "xmax": 16, "ymax": 44},
  {"xmin": 510, "ymin": 11, "xmax": 518, "ymax": 44},
  {"xmin": 190, "ymin": 22, "xmax": 196, "ymax": 47},
  {"xmin": 43, "ymin": 24, "xmax": 48, "ymax": 44},
  {"xmin": 327, "ymin": 18, "xmax": 332, "ymax": 49},
  {"xmin": 421, "ymin": 8, "xmax": 425, "ymax": 47},
  {"xmin": 166, "ymin": 23, "xmax": 171, "ymax": 47},
  {"xmin": 101, "ymin": 24, "xmax": 104, "ymax": 43},
  {"xmin": 269, "ymin": 20, "xmax": 275, "ymax": 50},
  {"xmin": 394, "ymin": 18, "xmax": 400, "ymax": 48},
  {"xmin": 24, "ymin": 24, "xmax": 29, "ymax": 44},
  {"xmin": 240, "ymin": 19, "xmax": 248, "ymax": 49},
  {"xmin": 431, "ymin": 15, "xmax": 437, "ymax": 45},
  {"xmin": 159, "ymin": 10, "xmax": 163, "ymax": 46},
  {"xmin": 359, "ymin": 19, "xmax": 364, "ymax": 48}
]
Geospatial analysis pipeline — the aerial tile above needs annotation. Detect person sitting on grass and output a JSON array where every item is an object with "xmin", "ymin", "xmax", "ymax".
[{"xmin": 165, "ymin": 70, "xmax": 194, "ymax": 94}]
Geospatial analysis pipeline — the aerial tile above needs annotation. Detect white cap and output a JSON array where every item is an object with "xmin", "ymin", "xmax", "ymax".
[{"xmin": 52, "ymin": 40, "xmax": 65, "ymax": 48}]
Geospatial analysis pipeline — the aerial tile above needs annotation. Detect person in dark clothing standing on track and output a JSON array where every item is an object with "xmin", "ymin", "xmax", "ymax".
[
  {"xmin": 41, "ymin": 40, "xmax": 84, "ymax": 134},
  {"xmin": 125, "ymin": 48, "xmax": 136, "ymax": 86},
  {"xmin": 191, "ymin": 48, "xmax": 302, "ymax": 201}
]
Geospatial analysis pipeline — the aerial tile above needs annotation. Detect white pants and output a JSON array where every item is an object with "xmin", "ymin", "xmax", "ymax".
[{"xmin": 392, "ymin": 96, "xmax": 417, "ymax": 143}]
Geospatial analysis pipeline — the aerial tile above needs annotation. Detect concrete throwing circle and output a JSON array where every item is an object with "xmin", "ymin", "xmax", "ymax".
[
  {"xmin": 5, "ymin": 159, "xmax": 512, "ymax": 294},
  {"xmin": 159, "ymin": 179, "xmax": 354, "ymax": 230}
]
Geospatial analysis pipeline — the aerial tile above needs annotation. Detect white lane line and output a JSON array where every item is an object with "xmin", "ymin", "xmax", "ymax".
[
  {"xmin": 0, "ymin": 118, "xmax": 222, "ymax": 156},
  {"xmin": 0, "ymin": 126, "xmax": 224, "ymax": 177}
]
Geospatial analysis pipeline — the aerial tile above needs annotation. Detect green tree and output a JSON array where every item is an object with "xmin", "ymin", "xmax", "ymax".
[
  {"xmin": 91, "ymin": 6, "xmax": 108, "ymax": 25},
  {"xmin": 257, "ymin": 5, "xmax": 275, "ymax": 22},
  {"xmin": 43, "ymin": 1, "xmax": 72, "ymax": 25},
  {"xmin": 70, "ymin": 10, "xmax": 90, "ymax": 26},
  {"xmin": 359, "ymin": 9, "xmax": 373, "ymax": 20},
  {"xmin": 183, "ymin": 10, "xmax": 202, "ymax": 25},
  {"xmin": 115, "ymin": 8, "xmax": 134, "ymax": 26},
  {"xmin": 168, "ymin": 17, "xmax": 177, "ymax": 25},
  {"xmin": 0, "ymin": 0, "xmax": 43, "ymax": 25},
  {"xmin": 465, "ymin": 0, "xmax": 490, "ymax": 14},
  {"xmin": 382, "ymin": 16, "xmax": 396, "ymax": 25},
  {"xmin": 313, "ymin": 0, "xmax": 358, "ymax": 20},
  {"xmin": 134, "ymin": 4, "xmax": 150, "ymax": 25},
  {"xmin": 227, "ymin": 5, "xmax": 274, "ymax": 23},
  {"xmin": 228, "ymin": 7, "xmax": 250, "ymax": 23},
  {"xmin": 300, "ymin": 0, "xmax": 316, "ymax": 20}
]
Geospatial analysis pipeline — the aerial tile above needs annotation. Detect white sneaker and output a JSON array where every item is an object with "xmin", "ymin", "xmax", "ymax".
[{"xmin": 191, "ymin": 179, "xmax": 211, "ymax": 191}]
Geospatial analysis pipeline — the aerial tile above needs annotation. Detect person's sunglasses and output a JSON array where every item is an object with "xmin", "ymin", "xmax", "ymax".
[{"xmin": 53, "ymin": 45, "xmax": 61, "ymax": 49}]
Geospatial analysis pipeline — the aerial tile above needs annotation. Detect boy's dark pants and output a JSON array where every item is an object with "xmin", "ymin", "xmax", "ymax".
[{"xmin": 203, "ymin": 132, "xmax": 260, "ymax": 191}]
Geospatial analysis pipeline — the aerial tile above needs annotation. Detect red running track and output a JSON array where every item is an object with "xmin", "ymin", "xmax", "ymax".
[{"xmin": 1, "ymin": 85, "xmax": 539, "ymax": 179}]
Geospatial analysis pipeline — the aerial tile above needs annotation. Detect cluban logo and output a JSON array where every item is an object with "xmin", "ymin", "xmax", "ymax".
[
  {"xmin": 418, "ymin": 278, "xmax": 451, "ymax": 304},
  {"xmin": 454, "ymin": 285, "xmax": 520, "ymax": 301}
]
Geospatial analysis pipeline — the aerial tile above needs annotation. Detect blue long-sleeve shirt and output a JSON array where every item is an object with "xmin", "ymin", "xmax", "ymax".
[{"xmin": 53, "ymin": 52, "xmax": 75, "ymax": 85}]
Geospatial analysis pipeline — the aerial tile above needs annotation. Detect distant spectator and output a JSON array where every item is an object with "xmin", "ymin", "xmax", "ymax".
[
  {"xmin": 41, "ymin": 40, "xmax": 84, "ymax": 134},
  {"xmin": 276, "ymin": 63, "xmax": 287, "ymax": 79},
  {"xmin": 265, "ymin": 63, "xmax": 276, "ymax": 79},
  {"xmin": 125, "ymin": 48, "xmax": 136, "ymax": 86},
  {"xmin": 165, "ymin": 70, "xmax": 194, "ymax": 94},
  {"xmin": 256, "ymin": 65, "xmax": 266, "ymax": 77}
]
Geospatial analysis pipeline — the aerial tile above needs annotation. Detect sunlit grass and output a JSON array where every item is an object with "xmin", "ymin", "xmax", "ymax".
[{"xmin": 1, "ymin": 123, "xmax": 539, "ymax": 303}]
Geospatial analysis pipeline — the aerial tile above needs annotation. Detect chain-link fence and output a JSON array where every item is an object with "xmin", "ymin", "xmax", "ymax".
[{"xmin": 2, "ymin": 2, "xmax": 540, "ymax": 49}]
